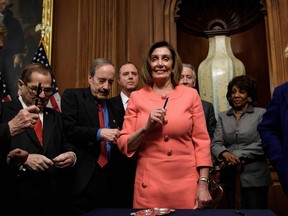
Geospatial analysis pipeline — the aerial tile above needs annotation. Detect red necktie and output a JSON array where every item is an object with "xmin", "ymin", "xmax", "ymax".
[
  {"xmin": 97, "ymin": 101, "xmax": 108, "ymax": 167},
  {"xmin": 34, "ymin": 118, "xmax": 43, "ymax": 145}
]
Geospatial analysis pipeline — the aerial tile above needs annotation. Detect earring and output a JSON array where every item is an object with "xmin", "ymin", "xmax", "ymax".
[{"xmin": 248, "ymin": 97, "xmax": 252, "ymax": 103}]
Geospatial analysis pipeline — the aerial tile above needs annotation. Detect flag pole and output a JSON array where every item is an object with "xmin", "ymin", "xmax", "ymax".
[
  {"xmin": 35, "ymin": 23, "xmax": 51, "ymax": 62},
  {"xmin": 32, "ymin": 24, "xmax": 61, "ymax": 112}
]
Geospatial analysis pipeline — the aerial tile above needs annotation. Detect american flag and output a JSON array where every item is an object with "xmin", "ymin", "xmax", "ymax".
[
  {"xmin": 32, "ymin": 40, "xmax": 61, "ymax": 112},
  {"xmin": 0, "ymin": 71, "xmax": 12, "ymax": 102}
]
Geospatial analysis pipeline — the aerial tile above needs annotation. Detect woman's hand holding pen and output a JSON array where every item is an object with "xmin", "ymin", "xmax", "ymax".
[
  {"xmin": 144, "ymin": 97, "xmax": 169, "ymax": 130},
  {"xmin": 145, "ymin": 108, "xmax": 167, "ymax": 130},
  {"xmin": 127, "ymin": 99, "xmax": 169, "ymax": 152}
]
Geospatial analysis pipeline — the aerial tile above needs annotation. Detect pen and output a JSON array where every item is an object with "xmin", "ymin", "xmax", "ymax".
[
  {"xmin": 163, "ymin": 97, "xmax": 169, "ymax": 109},
  {"xmin": 35, "ymin": 83, "xmax": 42, "ymax": 106}
]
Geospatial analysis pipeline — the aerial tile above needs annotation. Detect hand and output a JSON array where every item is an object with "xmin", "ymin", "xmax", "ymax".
[
  {"xmin": 52, "ymin": 151, "xmax": 76, "ymax": 168},
  {"xmin": 144, "ymin": 108, "xmax": 167, "ymax": 131},
  {"xmin": 24, "ymin": 154, "xmax": 53, "ymax": 171},
  {"xmin": 6, "ymin": 148, "xmax": 29, "ymax": 167},
  {"xmin": 8, "ymin": 105, "xmax": 40, "ymax": 136},
  {"xmin": 100, "ymin": 128, "xmax": 120, "ymax": 144},
  {"xmin": 221, "ymin": 151, "xmax": 241, "ymax": 166},
  {"xmin": 194, "ymin": 181, "xmax": 212, "ymax": 209}
]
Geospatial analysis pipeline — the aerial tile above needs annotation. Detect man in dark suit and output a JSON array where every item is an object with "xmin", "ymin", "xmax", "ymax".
[
  {"xmin": 0, "ymin": 63, "xmax": 76, "ymax": 216},
  {"xmin": 180, "ymin": 63, "xmax": 217, "ymax": 139},
  {"xmin": 109, "ymin": 62, "xmax": 139, "ymax": 207},
  {"xmin": 258, "ymin": 82, "xmax": 288, "ymax": 197},
  {"xmin": 110, "ymin": 62, "xmax": 139, "ymax": 126},
  {"xmin": 61, "ymin": 58, "xmax": 122, "ymax": 215}
]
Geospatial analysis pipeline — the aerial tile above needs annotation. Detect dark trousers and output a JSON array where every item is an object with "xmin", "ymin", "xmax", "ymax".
[
  {"xmin": 225, "ymin": 186, "xmax": 269, "ymax": 209},
  {"xmin": 70, "ymin": 166, "xmax": 111, "ymax": 216}
]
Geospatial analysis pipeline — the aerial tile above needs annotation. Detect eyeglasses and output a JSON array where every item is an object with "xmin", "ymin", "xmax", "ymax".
[{"xmin": 25, "ymin": 84, "xmax": 53, "ymax": 96}]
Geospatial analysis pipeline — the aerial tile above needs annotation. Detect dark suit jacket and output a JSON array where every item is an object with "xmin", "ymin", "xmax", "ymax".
[
  {"xmin": 201, "ymin": 100, "xmax": 217, "ymax": 139},
  {"xmin": 109, "ymin": 94, "xmax": 137, "ymax": 207},
  {"xmin": 0, "ymin": 123, "xmax": 10, "ymax": 146},
  {"xmin": 109, "ymin": 94, "xmax": 126, "ymax": 128},
  {"xmin": 0, "ymin": 99, "xmax": 74, "ymax": 216},
  {"xmin": 258, "ymin": 82, "xmax": 288, "ymax": 196},
  {"xmin": 62, "ymin": 88, "xmax": 134, "ymax": 209},
  {"xmin": 0, "ymin": 91, "xmax": 11, "ymax": 151}
]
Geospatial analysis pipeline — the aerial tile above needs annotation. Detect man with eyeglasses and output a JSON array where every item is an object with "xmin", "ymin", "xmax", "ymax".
[{"xmin": 0, "ymin": 63, "xmax": 76, "ymax": 216}]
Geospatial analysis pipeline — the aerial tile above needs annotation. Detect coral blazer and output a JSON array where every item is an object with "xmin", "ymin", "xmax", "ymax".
[{"xmin": 118, "ymin": 85, "xmax": 212, "ymax": 209}]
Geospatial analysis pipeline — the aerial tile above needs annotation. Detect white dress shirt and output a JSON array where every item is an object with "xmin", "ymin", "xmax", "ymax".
[{"xmin": 120, "ymin": 92, "xmax": 129, "ymax": 111}]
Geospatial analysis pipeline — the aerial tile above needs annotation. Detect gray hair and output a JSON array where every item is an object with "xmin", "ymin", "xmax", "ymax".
[
  {"xmin": 89, "ymin": 58, "xmax": 114, "ymax": 77},
  {"xmin": 182, "ymin": 63, "xmax": 196, "ymax": 79}
]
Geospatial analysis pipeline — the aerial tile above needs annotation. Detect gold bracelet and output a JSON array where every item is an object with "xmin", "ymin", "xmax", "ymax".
[{"xmin": 198, "ymin": 176, "xmax": 210, "ymax": 185}]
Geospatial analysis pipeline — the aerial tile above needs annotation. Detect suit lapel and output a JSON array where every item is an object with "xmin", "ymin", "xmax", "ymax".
[
  {"xmin": 116, "ymin": 94, "xmax": 125, "ymax": 114},
  {"xmin": 106, "ymin": 99, "xmax": 120, "ymax": 129},
  {"xmin": 42, "ymin": 109, "xmax": 52, "ymax": 152},
  {"xmin": 83, "ymin": 88, "xmax": 100, "ymax": 127},
  {"xmin": 108, "ymin": 94, "xmax": 125, "ymax": 129}
]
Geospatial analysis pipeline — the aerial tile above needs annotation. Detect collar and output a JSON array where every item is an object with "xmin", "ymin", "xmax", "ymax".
[
  {"xmin": 120, "ymin": 91, "xmax": 129, "ymax": 105},
  {"xmin": 18, "ymin": 95, "xmax": 43, "ymax": 121},
  {"xmin": 227, "ymin": 104, "xmax": 255, "ymax": 115}
]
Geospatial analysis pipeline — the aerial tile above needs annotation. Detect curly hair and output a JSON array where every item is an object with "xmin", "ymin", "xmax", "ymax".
[{"xmin": 226, "ymin": 75, "xmax": 258, "ymax": 106}]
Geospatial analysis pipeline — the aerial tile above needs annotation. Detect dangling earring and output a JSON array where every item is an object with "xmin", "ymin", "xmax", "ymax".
[{"xmin": 248, "ymin": 97, "xmax": 252, "ymax": 103}]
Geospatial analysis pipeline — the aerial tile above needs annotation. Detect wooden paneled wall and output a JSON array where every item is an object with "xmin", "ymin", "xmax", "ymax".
[
  {"xmin": 265, "ymin": 0, "xmax": 288, "ymax": 93},
  {"xmin": 52, "ymin": 0, "xmax": 179, "ymax": 96},
  {"xmin": 51, "ymin": 0, "xmax": 288, "ymax": 215},
  {"xmin": 52, "ymin": 0, "xmax": 288, "ymax": 97}
]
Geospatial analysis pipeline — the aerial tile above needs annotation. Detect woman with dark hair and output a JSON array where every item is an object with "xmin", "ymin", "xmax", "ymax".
[
  {"xmin": 117, "ymin": 41, "xmax": 212, "ymax": 209},
  {"xmin": 211, "ymin": 75, "xmax": 272, "ymax": 209}
]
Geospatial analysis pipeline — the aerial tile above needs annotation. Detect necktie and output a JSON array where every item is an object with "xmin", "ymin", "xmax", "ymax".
[
  {"xmin": 34, "ymin": 118, "xmax": 43, "ymax": 145},
  {"xmin": 97, "ymin": 101, "xmax": 108, "ymax": 167}
]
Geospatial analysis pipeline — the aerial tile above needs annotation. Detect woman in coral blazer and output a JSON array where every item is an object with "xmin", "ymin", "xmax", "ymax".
[{"xmin": 117, "ymin": 41, "xmax": 212, "ymax": 209}]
